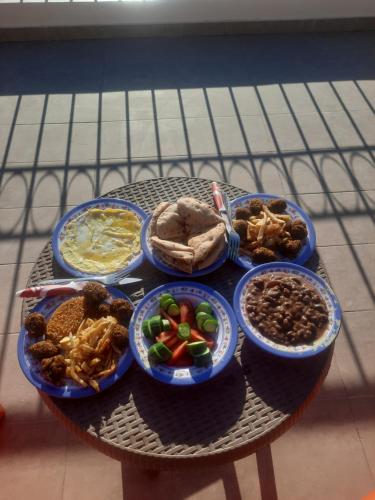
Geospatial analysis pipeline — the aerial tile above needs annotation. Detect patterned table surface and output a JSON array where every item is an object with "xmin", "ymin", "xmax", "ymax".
[{"xmin": 23, "ymin": 177, "xmax": 333, "ymax": 470}]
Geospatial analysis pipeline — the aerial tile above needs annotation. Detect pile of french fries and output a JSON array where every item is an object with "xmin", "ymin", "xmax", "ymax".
[{"xmin": 59, "ymin": 316, "xmax": 121, "ymax": 392}]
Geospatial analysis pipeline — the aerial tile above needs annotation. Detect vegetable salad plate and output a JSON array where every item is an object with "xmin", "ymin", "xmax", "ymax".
[
  {"xmin": 129, "ymin": 282, "xmax": 238, "ymax": 385},
  {"xmin": 52, "ymin": 198, "xmax": 147, "ymax": 278}
]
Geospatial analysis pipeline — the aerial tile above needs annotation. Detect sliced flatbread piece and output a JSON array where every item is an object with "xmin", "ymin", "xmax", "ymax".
[
  {"xmin": 196, "ymin": 234, "xmax": 226, "ymax": 270},
  {"xmin": 188, "ymin": 222, "xmax": 226, "ymax": 266},
  {"xmin": 159, "ymin": 253, "xmax": 193, "ymax": 274},
  {"xmin": 155, "ymin": 203, "xmax": 185, "ymax": 240},
  {"xmin": 177, "ymin": 197, "xmax": 222, "ymax": 233},
  {"xmin": 150, "ymin": 236, "xmax": 193, "ymax": 255},
  {"xmin": 150, "ymin": 202, "xmax": 170, "ymax": 237}
]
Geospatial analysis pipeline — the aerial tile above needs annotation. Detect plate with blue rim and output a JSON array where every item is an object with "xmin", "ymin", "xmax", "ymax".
[
  {"xmin": 18, "ymin": 287, "xmax": 134, "ymax": 398},
  {"xmin": 52, "ymin": 198, "xmax": 147, "ymax": 278},
  {"xmin": 230, "ymin": 193, "xmax": 316, "ymax": 270},
  {"xmin": 233, "ymin": 262, "xmax": 342, "ymax": 359},
  {"xmin": 128, "ymin": 282, "xmax": 238, "ymax": 385},
  {"xmin": 141, "ymin": 215, "xmax": 228, "ymax": 278}
]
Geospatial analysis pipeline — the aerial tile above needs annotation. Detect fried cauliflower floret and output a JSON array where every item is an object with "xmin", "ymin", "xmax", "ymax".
[
  {"xmin": 251, "ymin": 247, "xmax": 277, "ymax": 263},
  {"xmin": 268, "ymin": 199, "xmax": 287, "ymax": 214},
  {"xmin": 28, "ymin": 340, "xmax": 60, "ymax": 360},
  {"xmin": 41, "ymin": 355, "xmax": 66, "ymax": 384},
  {"xmin": 248, "ymin": 199, "xmax": 263, "ymax": 215},
  {"xmin": 111, "ymin": 324, "xmax": 129, "ymax": 348},
  {"xmin": 24, "ymin": 312, "xmax": 47, "ymax": 337},
  {"xmin": 233, "ymin": 219, "xmax": 248, "ymax": 241},
  {"xmin": 110, "ymin": 299, "xmax": 133, "ymax": 325},
  {"xmin": 235, "ymin": 207, "xmax": 251, "ymax": 220},
  {"xmin": 290, "ymin": 220, "xmax": 308, "ymax": 240},
  {"xmin": 278, "ymin": 239, "xmax": 302, "ymax": 258},
  {"xmin": 83, "ymin": 282, "xmax": 108, "ymax": 308}
]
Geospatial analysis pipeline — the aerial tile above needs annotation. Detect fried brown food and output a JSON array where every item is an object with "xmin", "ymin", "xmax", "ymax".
[
  {"xmin": 97, "ymin": 303, "xmax": 111, "ymax": 318},
  {"xmin": 251, "ymin": 247, "xmax": 277, "ymax": 263},
  {"xmin": 41, "ymin": 355, "xmax": 66, "ymax": 384},
  {"xmin": 235, "ymin": 207, "xmax": 251, "ymax": 220},
  {"xmin": 111, "ymin": 324, "xmax": 129, "ymax": 348},
  {"xmin": 83, "ymin": 282, "xmax": 108, "ymax": 308},
  {"xmin": 28, "ymin": 340, "xmax": 59, "ymax": 360},
  {"xmin": 268, "ymin": 199, "xmax": 287, "ymax": 214},
  {"xmin": 24, "ymin": 312, "xmax": 46, "ymax": 337},
  {"xmin": 278, "ymin": 239, "xmax": 302, "ymax": 258},
  {"xmin": 248, "ymin": 199, "xmax": 263, "ymax": 215},
  {"xmin": 233, "ymin": 219, "xmax": 248, "ymax": 241},
  {"xmin": 46, "ymin": 297, "xmax": 86, "ymax": 342},
  {"xmin": 110, "ymin": 299, "xmax": 133, "ymax": 325},
  {"xmin": 290, "ymin": 220, "xmax": 308, "ymax": 240}
]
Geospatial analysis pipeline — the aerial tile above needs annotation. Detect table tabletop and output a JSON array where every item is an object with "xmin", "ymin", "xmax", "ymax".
[{"xmin": 22, "ymin": 177, "xmax": 333, "ymax": 470}]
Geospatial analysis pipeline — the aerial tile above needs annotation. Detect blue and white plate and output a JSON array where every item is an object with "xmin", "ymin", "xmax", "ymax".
[
  {"xmin": 18, "ymin": 287, "xmax": 134, "ymax": 398},
  {"xmin": 233, "ymin": 262, "xmax": 341, "ymax": 359},
  {"xmin": 230, "ymin": 194, "xmax": 316, "ymax": 270},
  {"xmin": 52, "ymin": 198, "xmax": 147, "ymax": 278},
  {"xmin": 129, "ymin": 282, "xmax": 238, "ymax": 385},
  {"xmin": 141, "ymin": 215, "xmax": 228, "ymax": 278}
]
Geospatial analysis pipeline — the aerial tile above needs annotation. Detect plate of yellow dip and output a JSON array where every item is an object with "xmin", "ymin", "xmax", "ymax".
[{"xmin": 52, "ymin": 198, "xmax": 147, "ymax": 277}]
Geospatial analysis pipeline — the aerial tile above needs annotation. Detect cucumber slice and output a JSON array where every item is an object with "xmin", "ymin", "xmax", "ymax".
[
  {"xmin": 195, "ymin": 302, "xmax": 213, "ymax": 316},
  {"xmin": 148, "ymin": 344, "xmax": 164, "ymax": 363},
  {"xmin": 196, "ymin": 312, "xmax": 212, "ymax": 331},
  {"xmin": 202, "ymin": 318, "xmax": 219, "ymax": 334},
  {"xmin": 149, "ymin": 315, "xmax": 162, "ymax": 335},
  {"xmin": 187, "ymin": 341, "xmax": 207, "ymax": 356},
  {"xmin": 167, "ymin": 303, "xmax": 180, "ymax": 317},
  {"xmin": 161, "ymin": 319, "xmax": 171, "ymax": 331},
  {"xmin": 155, "ymin": 342, "xmax": 172, "ymax": 362},
  {"xmin": 193, "ymin": 347, "xmax": 212, "ymax": 367},
  {"xmin": 160, "ymin": 297, "xmax": 175, "ymax": 311},
  {"xmin": 177, "ymin": 322, "xmax": 191, "ymax": 341},
  {"xmin": 142, "ymin": 320, "xmax": 154, "ymax": 340}
]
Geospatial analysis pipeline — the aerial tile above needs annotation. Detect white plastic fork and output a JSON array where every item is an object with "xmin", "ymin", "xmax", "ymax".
[
  {"xmin": 211, "ymin": 182, "xmax": 240, "ymax": 261},
  {"xmin": 39, "ymin": 269, "xmax": 137, "ymax": 286}
]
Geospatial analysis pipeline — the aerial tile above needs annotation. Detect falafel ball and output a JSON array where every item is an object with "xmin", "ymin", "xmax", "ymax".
[
  {"xmin": 24, "ymin": 312, "xmax": 47, "ymax": 337},
  {"xmin": 235, "ymin": 206, "xmax": 251, "ymax": 220},
  {"xmin": 110, "ymin": 299, "xmax": 133, "ymax": 325},
  {"xmin": 290, "ymin": 220, "xmax": 308, "ymax": 240},
  {"xmin": 249, "ymin": 199, "xmax": 263, "ymax": 215},
  {"xmin": 97, "ymin": 303, "xmax": 111, "ymax": 318},
  {"xmin": 82, "ymin": 282, "xmax": 108, "ymax": 308},
  {"xmin": 233, "ymin": 219, "xmax": 248, "ymax": 241},
  {"xmin": 278, "ymin": 239, "xmax": 302, "ymax": 258},
  {"xmin": 111, "ymin": 324, "xmax": 129, "ymax": 349},
  {"xmin": 251, "ymin": 247, "xmax": 277, "ymax": 263},
  {"xmin": 268, "ymin": 198, "xmax": 287, "ymax": 214},
  {"xmin": 28, "ymin": 340, "xmax": 59, "ymax": 360},
  {"xmin": 41, "ymin": 355, "xmax": 66, "ymax": 384}
]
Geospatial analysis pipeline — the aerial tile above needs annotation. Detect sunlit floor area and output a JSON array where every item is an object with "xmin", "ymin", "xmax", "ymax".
[{"xmin": 0, "ymin": 32, "xmax": 374, "ymax": 500}]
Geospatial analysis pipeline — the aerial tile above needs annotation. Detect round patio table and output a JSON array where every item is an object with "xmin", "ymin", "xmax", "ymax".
[{"xmin": 22, "ymin": 177, "xmax": 333, "ymax": 470}]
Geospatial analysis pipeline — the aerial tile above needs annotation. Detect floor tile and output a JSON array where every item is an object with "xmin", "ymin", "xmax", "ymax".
[
  {"xmin": 129, "ymin": 120, "xmax": 157, "ymax": 158},
  {"xmin": 7, "ymin": 124, "xmax": 41, "ymax": 163},
  {"xmin": 294, "ymin": 113, "xmax": 334, "ymax": 150},
  {"xmin": 158, "ymin": 118, "xmax": 188, "ymax": 157},
  {"xmin": 162, "ymin": 159, "xmax": 192, "ymax": 178},
  {"xmin": 323, "ymin": 111, "xmax": 363, "ymax": 148},
  {"xmin": 308, "ymin": 82, "xmax": 343, "ymax": 113},
  {"xmin": 315, "ymin": 352, "xmax": 347, "ymax": 401},
  {"xmin": 0, "ymin": 123, "xmax": 12, "ymax": 164},
  {"xmin": 0, "ymin": 420, "xmax": 67, "ymax": 500},
  {"xmin": 226, "ymin": 158, "xmax": 285, "ymax": 194},
  {"xmin": 240, "ymin": 115, "xmax": 276, "ymax": 154},
  {"xmin": 282, "ymin": 83, "xmax": 317, "ymax": 114},
  {"xmin": 355, "ymin": 80, "xmax": 375, "ymax": 110},
  {"xmin": 45, "ymin": 93, "xmax": 73, "ymax": 123},
  {"xmin": 272, "ymin": 398, "xmax": 374, "ymax": 500},
  {"xmin": 180, "ymin": 88, "xmax": 209, "ymax": 118},
  {"xmin": 268, "ymin": 114, "xmax": 305, "ymax": 152},
  {"xmin": 350, "ymin": 110, "xmax": 375, "ymax": 146},
  {"xmin": 155, "ymin": 89, "xmax": 181, "ymax": 119},
  {"xmin": 257, "ymin": 84, "xmax": 289, "ymax": 114},
  {"xmin": 101, "ymin": 91, "xmax": 126, "ymax": 122},
  {"xmin": 195, "ymin": 160, "xmax": 225, "ymax": 182},
  {"xmin": 349, "ymin": 397, "xmax": 375, "ymax": 480},
  {"xmin": 332, "ymin": 81, "xmax": 372, "ymax": 112},
  {"xmin": 0, "ymin": 95, "xmax": 19, "ymax": 125},
  {"xmin": 99, "ymin": 163, "xmax": 129, "ymax": 195},
  {"xmin": 73, "ymin": 92, "xmax": 99, "ymax": 122},
  {"xmin": 130, "ymin": 161, "xmax": 161, "ymax": 183},
  {"xmin": 232, "ymin": 86, "xmax": 263, "ymax": 115},
  {"xmin": 319, "ymin": 244, "xmax": 375, "ymax": 311},
  {"xmin": 128, "ymin": 90, "xmax": 154, "ymax": 120},
  {"xmin": 185, "ymin": 117, "xmax": 216, "ymax": 156},
  {"xmin": 69, "ymin": 122, "xmax": 98, "ymax": 161},
  {"xmin": 100, "ymin": 121, "xmax": 127, "ymax": 159},
  {"xmin": 345, "ymin": 151, "xmax": 375, "ymax": 190},
  {"xmin": 16, "ymin": 94, "xmax": 46, "ymax": 124},
  {"xmin": 39, "ymin": 123, "xmax": 69, "ymax": 162},
  {"xmin": 0, "ymin": 263, "xmax": 33, "ymax": 334},
  {"xmin": 207, "ymin": 87, "xmax": 235, "ymax": 117},
  {"xmin": 213, "ymin": 116, "xmax": 246, "ymax": 154}
]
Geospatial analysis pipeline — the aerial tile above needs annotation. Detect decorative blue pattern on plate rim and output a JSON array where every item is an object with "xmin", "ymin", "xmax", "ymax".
[
  {"xmin": 230, "ymin": 194, "xmax": 316, "ymax": 270},
  {"xmin": 129, "ymin": 282, "xmax": 238, "ymax": 385},
  {"xmin": 141, "ymin": 215, "xmax": 228, "ymax": 278},
  {"xmin": 233, "ymin": 262, "xmax": 341, "ymax": 359},
  {"xmin": 52, "ymin": 198, "xmax": 147, "ymax": 278},
  {"xmin": 18, "ymin": 287, "xmax": 134, "ymax": 398}
]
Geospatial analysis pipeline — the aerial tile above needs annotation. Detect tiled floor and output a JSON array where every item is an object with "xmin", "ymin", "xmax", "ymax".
[{"xmin": 0, "ymin": 33, "xmax": 375, "ymax": 500}]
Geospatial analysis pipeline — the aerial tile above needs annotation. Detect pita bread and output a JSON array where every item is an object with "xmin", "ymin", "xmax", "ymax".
[
  {"xmin": 159, "ymin": 253, "xmax": 193, "ymax": 274},
  {"xmin": 196, "ymin": 234, "xmax": 226, "ymax": 269},
  {"xmin": 188, "ymin": 223, "xmax": 226, "ymax": 266},
  {"xmin": 155, "ymin": 203, "xmax": 185, "ymax": 240},
  {"xmin": 150, "ymin": 202, "xmax": 170, "ymax": 237},
  {"xmin": 150, "ymin": 236, "xmax": 194, "ymax": 256},
  {"xmin": 177, "ymin": 197, "xmax": 222, "ymax": 233}
]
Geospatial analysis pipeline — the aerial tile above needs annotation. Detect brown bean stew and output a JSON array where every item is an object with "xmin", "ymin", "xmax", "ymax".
[{"xmin": 245, "ymin": 272, "xmax": 329, "ymax": 346}]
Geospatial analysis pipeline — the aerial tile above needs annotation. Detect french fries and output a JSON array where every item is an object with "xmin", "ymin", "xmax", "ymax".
[
  {"xmin": 242, "ymin": 204, "xmax": 291, "ymax": 248},
  {"xmin": 59, "ymin": 316, "xmax": 123, "ymax": 392}
]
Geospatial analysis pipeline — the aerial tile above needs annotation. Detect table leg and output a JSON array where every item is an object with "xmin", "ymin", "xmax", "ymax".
[{"xmin": 256, "ymin": 444, "xmax": 278, "ymax": 500}]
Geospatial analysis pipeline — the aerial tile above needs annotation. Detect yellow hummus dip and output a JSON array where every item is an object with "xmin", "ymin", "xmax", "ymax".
[{"xmin": 60, "ymin": 208, "xmax": 141, "ymax": 274}]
